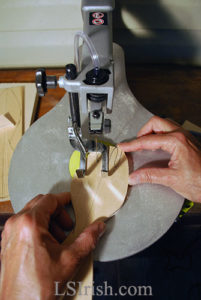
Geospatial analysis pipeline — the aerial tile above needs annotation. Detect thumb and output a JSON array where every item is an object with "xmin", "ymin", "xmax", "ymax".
[
  {"xmin": 59, "ymin": 221, "xmax": 105, "ymax": 281},
  {"xmin": 61, "ymin": 221, "xmax": 106, "ymax": 278},
  {"xmin": 129, "ymin": 168, "xmax": 174, "ymax": 187},
  {"xmin": 69, "ymin": 221, "xmax": 106, "ymax": 259}
]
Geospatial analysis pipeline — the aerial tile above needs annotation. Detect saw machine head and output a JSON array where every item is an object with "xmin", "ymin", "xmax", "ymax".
[{"xmin": 35, "ymin": 0, "xmax": 115, "ymax": 177}]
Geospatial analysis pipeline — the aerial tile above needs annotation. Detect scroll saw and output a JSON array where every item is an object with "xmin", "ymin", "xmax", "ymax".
[{"xmin": 8, "ymin": 0, "xmax": 184, "ymax": 261}]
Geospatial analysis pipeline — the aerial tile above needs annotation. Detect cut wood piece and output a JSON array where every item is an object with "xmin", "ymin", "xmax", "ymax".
[
  {"xmin": 0, "ymin": 86, "xmax": 24, "ymax": 199},
  {"xmin": 0, "ymin": 83, "xmax": 38, "ymax": 132},
  {"xmin": 0, "ymin": 114, "xmax": 15, "ymax": 129},
  {"xmin": 61, "ymin": 146, "xmax": 128, "ymax": 299},
  {"xmin": 182, "ymin": 120, "xmax": 201, "ymax": 133}
]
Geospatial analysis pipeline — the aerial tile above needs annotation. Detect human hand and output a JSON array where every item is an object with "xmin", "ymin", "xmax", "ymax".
[
  {"xmin": 119, "ymin": 116, "xmax": 201, "ymax": 203},
  {"xmin": 0, "ymin": 193, "xmax": 105, "ymax": 300}
]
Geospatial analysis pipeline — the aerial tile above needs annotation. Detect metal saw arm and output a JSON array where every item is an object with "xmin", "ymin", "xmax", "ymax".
[{"xmin": 35, "ymin": 0, "xmax": 115, "ymax": 177}]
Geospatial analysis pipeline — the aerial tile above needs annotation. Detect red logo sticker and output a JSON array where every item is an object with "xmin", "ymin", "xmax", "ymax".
[
  {"xmin": 92, "ymin": 12, "xmax": 104, "ymax": 19},
  {"xmin": 90, "ymin": 12, "xmax": 107, "ymax": 26},
  {"xmin": 92, "ymin": 19, "xmax": 104, "ymax": 25}
]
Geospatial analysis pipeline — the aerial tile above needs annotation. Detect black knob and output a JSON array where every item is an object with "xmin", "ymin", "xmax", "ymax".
[
  {"xmin": 35, "ymin": 69, "xmax": 57, "ymax": 96},
  {"xmin": 84, "ymin": 68, "xmax": 110, "ymax": 85},
  {"xmin": 35, "ymin": 69, "xmax": 47, "ymax": 96},
  {"xmin": 65, "ymin": 64, "xmax": 77, "ymax": 80}
]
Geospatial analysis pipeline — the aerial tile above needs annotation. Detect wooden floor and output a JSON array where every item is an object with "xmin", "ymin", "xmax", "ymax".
[{"xmin": 0, "ymin": 65, "xmax": 201, "ymax": 214}]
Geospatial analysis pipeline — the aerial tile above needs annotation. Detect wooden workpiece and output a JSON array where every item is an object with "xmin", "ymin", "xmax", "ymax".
[
  {"xmin": 62, "ymin": 146, "xmax": 128, "ymax": 299},
  {"xmin": 68, "ymin": 147, "xmax": 129, "ymax": 244}
]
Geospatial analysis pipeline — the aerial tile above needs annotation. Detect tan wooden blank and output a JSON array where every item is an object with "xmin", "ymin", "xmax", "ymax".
[
  {"xmin": 0, "ymin": 83, "xmax": 38, "ymax": 131},
  {"xmin": 0, "ymin": 86, "xmax": 24, "ymax": 199},
  {"xmin": 62, "ymin": 146, "xmax": 128, "ymax": 299},
  {"xmin": 182, "ymin": 120, "xmax": 201, "ymax": 133}
]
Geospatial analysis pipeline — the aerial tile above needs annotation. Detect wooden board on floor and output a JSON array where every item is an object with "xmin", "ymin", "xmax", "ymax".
[
  {"xmin": 0, "ymin": 83, "xmax": 38, "ymax": 131},
  {"xmin": 182, "ymin": 120, "xmax": 201, "ymax": 133},
  {"xmin": 0, "ymin": 86, "xmax": 24, "ymax": 200}
]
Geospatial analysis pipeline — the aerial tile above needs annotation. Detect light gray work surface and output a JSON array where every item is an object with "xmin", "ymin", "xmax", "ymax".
[{"xmin": 8, "ymin": 44, "xmax": 184, "ymax": 261}]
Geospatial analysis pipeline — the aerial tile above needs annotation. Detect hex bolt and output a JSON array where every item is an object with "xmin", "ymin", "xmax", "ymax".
[{"xmin": 93, "ymin": 110, "xmax": 100, "ymax": 119}]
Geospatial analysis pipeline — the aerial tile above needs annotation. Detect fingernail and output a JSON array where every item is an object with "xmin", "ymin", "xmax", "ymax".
[{"xmin": 98, "ymin": 222, "xmax": 106, "ymax": 238}]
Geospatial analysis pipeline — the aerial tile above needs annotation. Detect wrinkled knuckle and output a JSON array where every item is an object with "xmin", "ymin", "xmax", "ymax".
[
  {"xmin": 84, "ymin": 231, "xmax": 97, "ymax": 249},
  {"xmin": 72, "ymin": 251, "xmax": 81, "ymax": 264},
  {"xmin": 166, "ymin": 174, "xmax": 177, "ymax": 187},
  {"xmin": 45, "ymin": 193, "xmax": 53, "ymax": 198},
  {"xmin": 17, "ymin": 213, "xmax": 36, "ymax": 241},
  {"xmin": 5, "ymin": 215, "xmax": 15, "ymax": 226},
  {"xmin": 143, "ymin": 171, "xmax": 153, "ymax": 184},
  {"xmin": 173, "ymin": 132, "xmax": 187, "ymax": 144},
  {"xmin": 37, "ymin": 193, "xmax": 56, "ymax": 207},
  {"xmin": 4, "ymin": 216, "xmax": 15, "ymax": 233},
  {"xmin": 3, "ymin": 217, "xmax": 14, "ymax": 235},
  {"xmin": 152, "ymin": 115, "xmax": 160, "ymax": 122},
  {"xmin": 169, "ymin": 135, "xmax": 182, "ymax": 148},
  {"xmin": 18, "ymin": 212, "xmax": 34, "ymax": 230},
  {"xmin": 77, "ymin": 230, "xmax": 98, "ymax": 253},
  {"xmin": 36, "ymin": 193, "xmax": 44, "ymax": 198},
  {"xmin": 43, "ymin": 193, "xmax": 55, "ymax": 202},
  {"xmin": 63, "ymin": 249, "xmax": 81, "ymax": 266},
  {"xmin": 33, "ymin": 194, "xmax": 44, "ymax": 203},
  {"xmin": 25, "ymin": 194, "xmax": 44, "ymax": 209},
  {"xmin": 170, "ymin": 135, "xmax": 178, "ymax": 145},
  {"xmin": 167, "ymin": 176, "xmax": 175, "ymax": 187}
]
